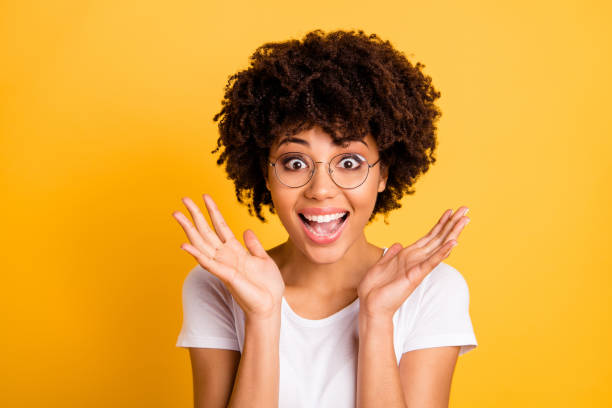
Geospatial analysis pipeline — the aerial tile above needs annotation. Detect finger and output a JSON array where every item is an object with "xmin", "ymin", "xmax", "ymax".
[
  {"xmin": 422, "ymin": 239, "xmax": 457, "ymax": 271},
  {"xmin": 443, "ymin": 206, "xmax": 469, "ymax": 237},
  {"xmin": 423, "ymin": 206, "xmax": 469, "ymax": 253},
  {"xmin": 442, "ymin": 215, "xmax": 470, "ymax": 247},
  {"xmin": 401, "ymin": 239, "xmax": 456, "ymax": 289},
  {"xmin": 181, "ymin": 196, "xmax": 223, "ymax": 249},
  {"xmin": 180, "ymin": 242, "xmax": 236, "ymax": 284},
  {"xmin": 173, "ymin": 210, "xmax": 217, "ymax": 258},
  {"xmin": 203, "ymin": 194, "xmax": 237, "ymax": 244},
  {"xmin": 243, "ymin": 229, "xmax": 268, "ymax": 258},
  {"xmin": 380, "ymin": 243, "xmax": 403, "ymax": 264},
  {"xmin": 414, "ymin": 209, "xmax": 453, "ymax": 248}
]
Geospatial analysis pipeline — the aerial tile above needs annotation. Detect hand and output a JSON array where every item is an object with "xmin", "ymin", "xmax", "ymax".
[
  {"xmin": 357, "ymin": 206, "xmax": 471, "ymax": 320},
  {"xmin": 172, "ymin": 194, "xmax": 285, "ymax": 321}
]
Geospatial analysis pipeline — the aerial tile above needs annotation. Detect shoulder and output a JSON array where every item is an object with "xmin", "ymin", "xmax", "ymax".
[
  {"xmin": 176, "ymin": 265, "xmax": 241, "ymax": 350},
  {"xmin": 411, "ymin": 261, "xmax": 472, "ymax": 316},
  {"xmin": 421, "ymin": 262, "xmax": 469, "ymax": 293},
  {"xmin": 182, "ymin": 264, "xmax": 234, "ymax": 305},
  {"xmin": 396, "ymin": 262, "xmax": 470, "ymax": 317},
  {"xmin": 183, "ymin": 264, "xmax": 225, "ymax": 287}
]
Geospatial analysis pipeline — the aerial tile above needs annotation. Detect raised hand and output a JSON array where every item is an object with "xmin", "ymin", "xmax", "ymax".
[
  {"xmin": 357, "ymin": 206, "xmax": 471, "ymax": 320},
  {"xmin": 172, "ymin": 194, "xmax": 285, "ymax": 321}
]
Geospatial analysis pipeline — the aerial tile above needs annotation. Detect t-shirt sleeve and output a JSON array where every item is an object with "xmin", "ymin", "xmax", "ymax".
[
  {"xmin": 176, "ymin": 265, "xmax": 240, "ymax": 350},
  {"xmin": 402, "ymin": 262, "xmax": 478, "ymax": 356}
]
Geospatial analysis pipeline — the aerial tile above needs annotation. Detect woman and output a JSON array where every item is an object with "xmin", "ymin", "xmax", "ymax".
[{"xmin": 173, "ymin": 29, "xmax": 477, "ymax": 408}]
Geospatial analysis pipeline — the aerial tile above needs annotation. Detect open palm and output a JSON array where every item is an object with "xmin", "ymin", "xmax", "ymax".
[
  {"xmin": 173, "ymin": 194, "xmax": 285, "ymax": 320},
  {"xmin": 357, "ymin": 206, "xmax": 471, "ymax": 319}
]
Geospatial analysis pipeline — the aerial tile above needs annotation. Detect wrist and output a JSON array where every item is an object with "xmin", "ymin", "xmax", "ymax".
[
  {"xmin": 246, "ymin": 312, "xmax": 281, "ymax": 327},
  {"xmin": 246, "ymin": 303, "xmax": 281, "ymax": 323},
  {"xmin": 245, "ymin": 313, "xmax": 281, "ymax": 345},
  {"xmin": 358, "ymin": 312, "xmax": 394, "ymax": 335}
]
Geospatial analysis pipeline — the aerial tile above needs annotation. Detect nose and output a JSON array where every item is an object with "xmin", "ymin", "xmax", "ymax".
[{"xmin": 304, "ymin": 162, "xmax": 338, "ymax": 200}]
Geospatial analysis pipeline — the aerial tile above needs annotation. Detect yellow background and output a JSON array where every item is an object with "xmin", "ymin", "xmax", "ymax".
[{"xmin": 1, "ymin": 0, "xmax": 610, "ymax": 406}]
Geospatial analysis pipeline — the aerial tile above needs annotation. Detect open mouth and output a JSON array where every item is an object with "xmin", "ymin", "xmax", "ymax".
[{"xmin": 298, "ymin": 212, "xmax": 349, "ymax": 237}]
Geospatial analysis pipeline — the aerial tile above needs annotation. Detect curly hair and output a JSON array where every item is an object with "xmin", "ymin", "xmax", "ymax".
[{"xmin": 212, "ymin": 29, "xmax": 441, "ymax": 223}]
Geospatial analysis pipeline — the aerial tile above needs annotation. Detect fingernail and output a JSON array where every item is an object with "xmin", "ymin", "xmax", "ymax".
[{"xmin": 464, "ymin": 208, "xmax": 469, "ymax": 215}]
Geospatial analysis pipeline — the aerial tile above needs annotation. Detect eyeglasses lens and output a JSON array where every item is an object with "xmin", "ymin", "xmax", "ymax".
[{"xmin": 275, "ymin": 153, "xmax": 369, "ymax": 188}]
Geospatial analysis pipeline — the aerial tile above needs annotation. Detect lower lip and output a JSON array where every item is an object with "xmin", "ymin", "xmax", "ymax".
[{"xmin": 299, "ymin": 214, "xmax": 349, "ymax": 245}]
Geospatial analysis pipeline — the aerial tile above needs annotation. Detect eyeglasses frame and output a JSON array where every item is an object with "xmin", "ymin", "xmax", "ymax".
[{"xmin": 268, "ymin": 151, "xmax": 382, "ymax": 189}]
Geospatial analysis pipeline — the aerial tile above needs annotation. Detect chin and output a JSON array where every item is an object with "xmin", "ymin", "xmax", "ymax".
[{"xmin": 302, "ymin": 245, "xmax": 347, "ymax": 264}]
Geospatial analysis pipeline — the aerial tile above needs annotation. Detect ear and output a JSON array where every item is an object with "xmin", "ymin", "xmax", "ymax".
[{"xmin": 377, "ymin": 163, "xmax": 388, "ymax": 193}]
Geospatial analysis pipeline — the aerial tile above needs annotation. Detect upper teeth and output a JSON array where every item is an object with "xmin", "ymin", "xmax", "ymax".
[{"xmin": 302, "ymin": 212, "xmax": 347, "ymax": 223}]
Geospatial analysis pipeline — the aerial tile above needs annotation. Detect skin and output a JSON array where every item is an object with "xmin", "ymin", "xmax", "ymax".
[
  {"xmin": 264, "ymin": 126, "xmax": 389, "ymax": 300},
  {"xmin": 172, "ymin": 125, "xmax": 471, "ymax": 406}
]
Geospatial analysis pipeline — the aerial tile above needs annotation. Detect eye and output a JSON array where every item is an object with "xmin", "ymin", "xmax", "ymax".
[
  {"xmin": 337, "ymin": 154, "xmax": 365, "ymax": 170},
  {"xmin": 281, "ymin": 155, "xmax": 310, "ymax": 171}
]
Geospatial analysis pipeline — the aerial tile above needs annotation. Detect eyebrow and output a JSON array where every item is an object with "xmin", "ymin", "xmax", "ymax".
[{"xmin": 277, "ymin": 136, "xmax": 369, "ymax": 148}]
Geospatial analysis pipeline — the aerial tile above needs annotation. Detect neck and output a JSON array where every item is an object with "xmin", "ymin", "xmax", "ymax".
[{"xmin": 269, "ymin": 233, "xmax": 384, "ymax": 297}]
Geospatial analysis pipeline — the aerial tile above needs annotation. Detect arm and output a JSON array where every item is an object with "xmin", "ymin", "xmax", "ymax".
[
  {"xmin": 398, "ymin": 346, "xmax": 459, "ymax": 408},
  {"xmin": 227, "ymin": 311, "xmax": 281, "ymax": 408},
  {"xmin": 356, "ymin": 315, "xmax": 406, "ymax": 408},
  {"xmin": 189, "ymin": 348, "xmax": 240, "ymax": 408},
  {"xmin": 356, "ymin": 315, "xmax": 460, "ymax": 408},
  {"xmin": 187, "ymin": 312, "xmax": 281, "ymax": 408},
  {"xmin": 356, "ymin": 207, "xmax": 471, "ymax": 407},
  {"xmin": 173, "ymin": 195, "xmax": 285, "ymax": 407}
]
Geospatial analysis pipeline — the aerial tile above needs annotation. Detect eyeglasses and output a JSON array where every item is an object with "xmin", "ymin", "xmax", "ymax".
[{"xmin": 268, "ymin": 151, "xmax": 381, "ymax": 189}]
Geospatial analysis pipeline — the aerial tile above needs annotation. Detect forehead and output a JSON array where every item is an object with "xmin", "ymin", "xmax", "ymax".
[{"xmin": 271, "ymin": 126, "xmax": 376, "ymax": 151}]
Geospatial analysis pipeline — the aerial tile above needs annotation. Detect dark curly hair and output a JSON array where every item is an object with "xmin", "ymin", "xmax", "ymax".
[{"xmin": 212, "ymin": 29, "xmax": 441, "ymax": 223}]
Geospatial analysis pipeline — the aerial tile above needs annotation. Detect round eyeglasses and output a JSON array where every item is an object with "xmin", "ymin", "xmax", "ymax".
[{"xmin": 268, "ymin": 152, "xmax": 381, "ymax": 189}]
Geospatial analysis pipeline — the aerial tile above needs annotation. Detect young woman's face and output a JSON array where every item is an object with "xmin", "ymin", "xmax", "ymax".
[{"xmin": 266, "ymin": 126, "xmax": 387, "ymax": 264}]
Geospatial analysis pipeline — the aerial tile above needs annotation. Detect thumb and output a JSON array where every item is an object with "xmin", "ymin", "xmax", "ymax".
[
  {"xmin": 380, "ymin": 242, "xmax": 403, "ymax": 264},
  {"xmin": 243, "ymin": 229, "xmax": 268, "ymax": 258}
]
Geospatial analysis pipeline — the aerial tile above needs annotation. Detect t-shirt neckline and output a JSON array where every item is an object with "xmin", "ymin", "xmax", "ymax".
[
  {"xmin": 282, "ymin": 296, "xmax": 360, "ymax": 327},
  {"xmin": 280, "ymin": 247, "xmax": 388, "ymax": 328}
]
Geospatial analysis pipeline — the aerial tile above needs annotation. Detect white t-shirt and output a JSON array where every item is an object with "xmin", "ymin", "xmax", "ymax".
[{"xmin": 176, "ymin": 249, "xmax": 478, "ymax": 407}]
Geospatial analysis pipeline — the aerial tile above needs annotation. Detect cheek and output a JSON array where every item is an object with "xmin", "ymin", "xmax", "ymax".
[
  {"xmin": 270, "ymin": 188, "xmax": 287, "ymax": 209},
  {"xmin": 347, "ymin": 183, "xmax": 380, "ymax": 219},
  {"xmin": 269, "ymin": 186, "xmax": 298, "ymax": 222}
]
